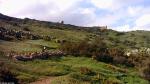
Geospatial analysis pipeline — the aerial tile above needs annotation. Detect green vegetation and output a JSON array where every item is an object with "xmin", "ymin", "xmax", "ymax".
[
  {"xmin": 0, "ymin": 13, "xmax": 150, "ymax": 84},
  {"xmin": 0, "ymin": 54, "xmax": 149, "ymax": 84}
]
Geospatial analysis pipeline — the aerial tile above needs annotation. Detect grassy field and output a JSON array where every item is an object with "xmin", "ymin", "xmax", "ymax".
[
  {"xmin": 0, "ymin": 39, "xmax": 59, "ymax": 53},
  {"xmin": 1, "ymin": 55, "xmax": 148, "ymax": 84},
  {"xmin": 0, "ymin": 30, "xmax": 149, "ymax": 84}
]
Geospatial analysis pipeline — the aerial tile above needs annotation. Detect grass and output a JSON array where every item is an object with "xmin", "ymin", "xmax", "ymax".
[
  {"xmin": 0, "ymin": 38, "xmax": 149, "ymax": 83},
  {"xmin": 1, "ymin": 55, "xmax": 148, "ymax": 84},
  {"xmin": 29, "ymin": 26, "xmax": 90, "ymax": 42},
  {"xmin": 51, "ymin": 75, "xmax": 90, "ymax": 84},
  {"xmin": 0, "ymin": 39, "xmax": 59, "ymax": 53},
  {"xmin": 1, "ymin": 16, "xmax": 150, "ymax": 49}
]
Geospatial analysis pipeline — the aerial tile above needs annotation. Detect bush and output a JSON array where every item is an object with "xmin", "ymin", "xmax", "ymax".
[
  {"xmin": 60, "ymin": 40, "xmax": 91, "ymax": 56},
  {"xmin": 60, "ymin": 37, "xmax": 107, "ymax": 57},
  {"xmin": 79, "ymin": 67, "xmax": 95, "ymax": 76},
  {"xmin": 93, "ymin": 48, "xmax": 126, "ymax": 64},
  {"xmin": 140, "ymin": 63, "xmax": 150, "ymax": 81},
  {"xmin": 105, "ymin": 77, "xmax": 122, "ymax": 84},
  {"xmin": 60, "ymin": 37, "xmax": 132, "ymax": 65},
  {"xmin": 0, "ymin": 62, "xmax": 18, "ymax": 83},
  {"xmin": 43, "ymin": 35, "xmax": 51, "ymax": 41},
  {"xmin": 94, "ymin": 54, "xmax": 113, "ymax": 63},
  {"xmin": 113, "ymin": 56, "xmax": 127, "ymax": 64},
  {"xmin": 23, "ymin": 27, "xmax": 30, "ymax": 31}
]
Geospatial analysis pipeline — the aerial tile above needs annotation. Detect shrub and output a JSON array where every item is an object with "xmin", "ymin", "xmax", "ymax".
[
  {"xmin": 0, "ymin": 62, "xmax": 18, "ymax": 83},
  {"xmin": 93, "ymin": 48, "xmax": 126, "ymax": 64},
  {"xmin": 113, "ymin": 56, "xmax": 127, "ymax": 64},
  {"xmin": 116, "ymin": 32, "xmax": 125, "ymax": 36},
  {"xmin": 105, "ymin": 77, "xmax": 122, "ymax": 84},
  {"xmin": 70, "ymin": 73, "xmax": 92, "ymax": 81},
  {"xmin": 94, "ymin": 54, "xmax": 113, "ymax": 63},
  {"xmin": 23, "ymin": 27, "xmax": 30, "ymax": 31},
  {"xmin": 140, "ymin": 62, "xmax": 150, "ymax": 81},
  {"xmin": 43, "ymin": 35, "xmax": 51, "ymax": 41},
  {"xmin": 60, "ymin": 40, "xmax": 91, "ymax": 56},
  {"xmin": 79, "ymin": 67, "xmax": 95, "ymax": 76},
  {"xmin": 60, "ymin": 37, "xmax": 132, "ymax": 66},
  {"xmin": 60, "ymin": 37, "xmax": 107, "ymax": 57}
]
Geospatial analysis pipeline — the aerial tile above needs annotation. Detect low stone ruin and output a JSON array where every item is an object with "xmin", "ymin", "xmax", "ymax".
[
  {"xmin": 7, "ymin": 50, "xmax": 65, "ymax": 61},
  {"xmin": 125, "ymin": 48, "xmax": 150, "ymax": 57},
  {"xmin": 0, "ymin": 27, "xmax": 41, "ymax": 41}
]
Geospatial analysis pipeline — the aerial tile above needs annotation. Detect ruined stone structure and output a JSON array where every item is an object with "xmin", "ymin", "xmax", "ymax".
[
  {"xmin": 0, "ymin": 27, "xmax": 41, "ymax": 40},
  {"xmin": 99, "ymin": 26, "xmax": 107, "ymax": 32},
  {"xmin": 7, "ymin": 50, "xmax": 65, "ymax": 61},
  {"xmin": 125, "ymin": 47, "xmax": 150, "ymax": 57}
]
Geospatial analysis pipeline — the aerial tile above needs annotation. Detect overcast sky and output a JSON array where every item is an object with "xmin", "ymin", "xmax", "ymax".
[{"xmin": 0, "ymin": 0, "xmax": 150, "ymax": 31}]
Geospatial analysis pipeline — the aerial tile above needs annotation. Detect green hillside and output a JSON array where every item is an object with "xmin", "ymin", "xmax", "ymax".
[{"xmin": 0, "ymin": 13, "xmax": 149, "ymax": 84}]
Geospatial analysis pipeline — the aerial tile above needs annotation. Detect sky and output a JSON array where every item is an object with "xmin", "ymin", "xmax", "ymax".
[{"xmin": 0, "ymin": 0, "xmax": 150, "ymax": 31}]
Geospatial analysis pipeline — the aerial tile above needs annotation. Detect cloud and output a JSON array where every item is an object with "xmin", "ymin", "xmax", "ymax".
[
  {"xmin": 113, "ymin": 25, "xmax": 131, "ymax": 31},
  {"xmin": 113, "ymin": 14, "xmax": 150, "ymax": 31},
  {"xmin": 53, "ymin": 7, "xmax": 96, "ymax": 26},
  {"xmin": 0, "ymin": 0, "xmax": 37, "ymax": 15},
  {"xmin": 127, "ymin": 6, "xmax": 143, "ymax": 17},
  {"xmin": 135, "ymin": 14, "xmax": 150, "ymax": 27},
  {"xmin": 0, "ymin": 0, "xmax": 89, "ymax": 25},
  {"xmin": 0, "ymin": 0, "xmax": 82, "ymax": 16},
  {"xmin": 91, "ymin": 0, "xmax": 144, "ymax": 11},
  {"xmin": 133, "ymin": 14, "xmax": 150, "ymax": 31},
  {"xmin": 90, "ymin": 0, "xmax": 115, "ymax": 11},
  {"xmin": 0, "ymin": 0, "xmax": 150, "ymax": 31}
]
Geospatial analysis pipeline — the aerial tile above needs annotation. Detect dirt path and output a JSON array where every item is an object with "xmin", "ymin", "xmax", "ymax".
[{"xmin": 30, "ymin": 77, "xmax": 56, "ymax": 84}]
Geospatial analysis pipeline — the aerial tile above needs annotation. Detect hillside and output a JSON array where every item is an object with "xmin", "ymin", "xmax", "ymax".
[
  {"xmin": 0, "ymin": 13, "xmax": 149, "ymax": 50},
  {"xmin": 0, "ymin": 13, "xmax": 150, "ymax": 84}
]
